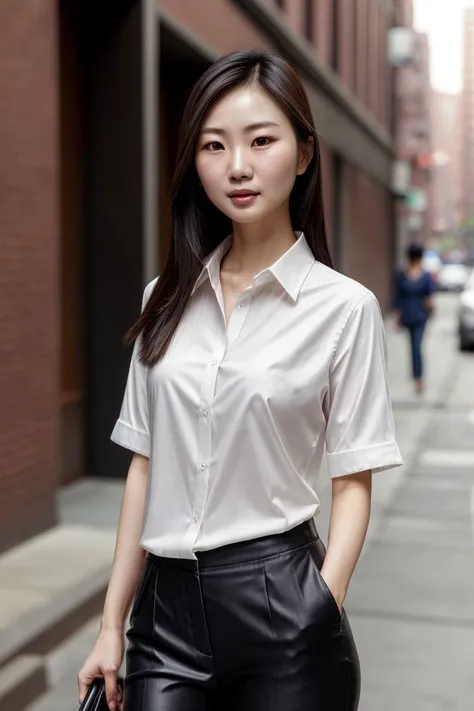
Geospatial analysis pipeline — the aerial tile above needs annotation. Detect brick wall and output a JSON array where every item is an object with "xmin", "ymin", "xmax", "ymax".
[
  {"xmin": 159, "ymin": 0, "xmax": 270, "ymax": 53},
  {"xmin": 319, "ymin": 140, "xmax": 335, "ymax": 250},
  {"xmin": 0, "ymin": 0, "xmax": 59, "ymax": 551},
  {"xmin": 341, "ymin": 164, "xmax": 392, "ymax": 309},
  {"xmin": 315, "ymin": 0, "xmax": 333, "ymax": 64}
]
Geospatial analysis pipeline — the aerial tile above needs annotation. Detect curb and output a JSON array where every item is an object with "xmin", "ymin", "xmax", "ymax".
[
  {"xmin": 0, "ymin": 655, "xmax": 47, "ymax": 711},
  {"xmin": 0, "ymin": 568, "xmax": 109, "ymax": 710}
]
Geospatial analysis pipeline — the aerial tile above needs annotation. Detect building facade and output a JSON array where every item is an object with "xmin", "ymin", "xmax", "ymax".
[
  {"xmin": 430, "ymin": 91, "xmax": 463, "ymax": 235},
  {"xmin": 392, "ymin": 19, "xmax": 433, "ymax": 260},
  {"xmin": 0, "ymin": 0, "xmax": 397, "ymax": 552},
  {"xmin": 461, "ymin": 7, "xmax": 474, "ymax": 222}
]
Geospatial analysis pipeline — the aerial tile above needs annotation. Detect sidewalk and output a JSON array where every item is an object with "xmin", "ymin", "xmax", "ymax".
[
  {"xmin": 346, "ymin": 296, "xmax": 474, "ymax": 710},
  {"xmin": 0, "ymin": 294, "xmax": 470, "ymax": 710},
  {"xmin": 0, "ymin": 481, "xmax": 123, "ymax": 710}
]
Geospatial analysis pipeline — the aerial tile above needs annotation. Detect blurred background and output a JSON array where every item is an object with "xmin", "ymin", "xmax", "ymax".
[{"xmin": 1, "ymin": 1, "xmax": 474, "ymax": 709}]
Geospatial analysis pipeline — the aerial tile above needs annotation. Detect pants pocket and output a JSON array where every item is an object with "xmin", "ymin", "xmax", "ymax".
[{"xmin": 304, "ymin": 540, "xmax": 343, "ymax": 627}]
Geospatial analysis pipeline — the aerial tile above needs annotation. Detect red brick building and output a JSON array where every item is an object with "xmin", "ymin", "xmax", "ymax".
[
  {"xmin": 391, "ymin": 5, "xmax": 433, "ymax": 259},
  {"xmin": 430, "ymin": 91, "xmax": 463, "ymax": 235},
  {"xmin": 0, "ymin": 0, "xmax": 397, "ymax": 552},
  {"xmin": 461, "ymin": 7, "xmax": 474, "ymax": 222}
]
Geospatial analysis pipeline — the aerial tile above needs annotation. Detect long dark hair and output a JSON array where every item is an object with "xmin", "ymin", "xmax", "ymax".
[{"xmin": 126, "ymin": 50, "xmax": 332, "ymax": 365}]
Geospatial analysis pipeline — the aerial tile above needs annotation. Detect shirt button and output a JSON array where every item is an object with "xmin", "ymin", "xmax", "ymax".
[
  {"xmin": 202, "ymin": 409, "xmax": 208, "ymax": 417},
  {"xmin": 193, "ymin": 515, "xmax": 200, "ymax": 523},
  {"xmin": 238, "ymin": 303, "xmax": 243, "ymax": 309},
  {"xmin": 212, "ymin": 360, "xmax": 218, "ymax": 366},
  {"xmin": 200, "ymin": 463, "xmax": 207, "ymax": 471}
]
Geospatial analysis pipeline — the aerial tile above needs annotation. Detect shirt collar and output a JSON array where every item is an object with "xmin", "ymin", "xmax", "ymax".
[
  {"xmin": 266, "ymin": 232, "xmax": 316, "ymax": 301},
  {"xmin": 191, "ymin": 235, "xmax": 233, "ymax": 297},
  {"xmin": 190, "ymin": 232, "xmax": 315, "ymax": 302}
]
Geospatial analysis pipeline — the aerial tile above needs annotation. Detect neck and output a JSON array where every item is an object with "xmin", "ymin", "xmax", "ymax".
[{"xmin": 223, "ymin": 209, "xmax": 297, "ymax": 280}]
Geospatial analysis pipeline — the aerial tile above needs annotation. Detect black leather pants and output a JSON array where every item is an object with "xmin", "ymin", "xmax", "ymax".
[{"xmin": 124, "ymin": 520, "xmax": 361, "ymax": 710}]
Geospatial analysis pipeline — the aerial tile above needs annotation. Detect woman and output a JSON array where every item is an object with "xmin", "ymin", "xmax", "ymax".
[
  {"xmin": 393, "ymin": 243, "xmax": 436, "ymax": 394},
  {"xmin": 78, "ymin": 51, "xmax": 403, "ymax": 711}
]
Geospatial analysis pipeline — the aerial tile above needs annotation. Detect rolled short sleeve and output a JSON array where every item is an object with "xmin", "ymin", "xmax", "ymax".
[
  {"xmin": 324, "ymin": 291, "xmax": 403, "ymax": 479},
  {"xmin": 110, "ymin": 278, "xmax": 157, "ymax": 457}
]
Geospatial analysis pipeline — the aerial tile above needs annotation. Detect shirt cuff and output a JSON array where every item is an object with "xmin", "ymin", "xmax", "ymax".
[
  {"xmin": 326, "ymin": 440, "xmax": 403, "ymax": 479},
  {"xmin": 111, "ymin": 419, "xmax": 150, "ymax": 458}
]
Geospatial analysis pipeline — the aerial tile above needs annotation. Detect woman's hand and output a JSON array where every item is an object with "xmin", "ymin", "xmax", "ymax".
[
  {"xmin": 320, "ymin": 569, "xmax": 345, "ymax": 615},
  {"xmin": 78, "ymin": 627, "xmax": 124, "ymax": 711},
  {"xmin": 79, "ymin": 454, "xmax": 149, "ymax": 710}
]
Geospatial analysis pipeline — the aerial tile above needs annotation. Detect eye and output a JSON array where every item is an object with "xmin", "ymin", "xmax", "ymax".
[
  {"xmin": 204, "ymin": 141, "xmax": 224, "ymax": 152},
  {"xmin": 253, "ymin": 136, "xmax": 273, "ymax": 147}
]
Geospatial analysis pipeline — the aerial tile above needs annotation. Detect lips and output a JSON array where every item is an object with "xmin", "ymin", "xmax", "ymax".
[
  {"xmin": 228, "ymin": 189, "xmax": 260, "ymax": 206},
  {"xmin": 228, "ymin": 190, "xmax": 259, "ymax": 197}
]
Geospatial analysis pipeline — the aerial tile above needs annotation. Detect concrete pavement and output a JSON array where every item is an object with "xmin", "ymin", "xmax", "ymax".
[
  {"xmin": 344, "ymin": 295, "xmax": 474, "ymax": 711},
  {"xmin": 0, "ymin": 294, "xmax": 472, "ymax": 710}
]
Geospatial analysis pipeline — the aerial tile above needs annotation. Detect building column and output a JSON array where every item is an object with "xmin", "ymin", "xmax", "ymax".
[{"xmin": 83, "ymin": 0, "xmax": 158, "ymax": 478}]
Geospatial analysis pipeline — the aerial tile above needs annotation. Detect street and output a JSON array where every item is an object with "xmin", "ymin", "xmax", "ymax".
[{"xmin": 22, "ymin": 293, "xmax": 474, "ymax": 711}]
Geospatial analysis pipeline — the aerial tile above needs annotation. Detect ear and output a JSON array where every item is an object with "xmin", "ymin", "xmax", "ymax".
[{"xmin": 297, "ymin": 136, "xmax": 314, "ymax": 176}]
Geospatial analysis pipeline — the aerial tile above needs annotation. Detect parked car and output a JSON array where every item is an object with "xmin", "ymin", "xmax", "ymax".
[
  {"xmin": 437, "ymin": 263, "xmax": 471, "ymax": 292},
  {"xmin": 459, "ymin": 269, "xmax": 474, "ymax": 351}
]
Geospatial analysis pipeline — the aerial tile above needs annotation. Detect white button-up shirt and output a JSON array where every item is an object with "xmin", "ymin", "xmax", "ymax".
[{"xmin": 111, "ymin": 233, "xmax": 402, "ymax": 559}]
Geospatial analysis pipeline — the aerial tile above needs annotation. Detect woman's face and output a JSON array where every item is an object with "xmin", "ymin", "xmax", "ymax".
[{"xmin": 195, "ymin": 85, "xmax": 313, "ymax": 224}]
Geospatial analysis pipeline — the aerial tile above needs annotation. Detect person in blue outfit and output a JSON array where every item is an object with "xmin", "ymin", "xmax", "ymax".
[{"xmin": 393, "ymin": 243, "xmax": 436, "ymax": 394}]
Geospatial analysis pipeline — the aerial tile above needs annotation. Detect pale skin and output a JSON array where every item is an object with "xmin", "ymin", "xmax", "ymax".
[
  {"xmin": 78, "ymin": 84, "xmax": 372, "ymax": 711},
  {"xmin": 77, "ymin": 453, "xmax": 149, "ymax": 711}
]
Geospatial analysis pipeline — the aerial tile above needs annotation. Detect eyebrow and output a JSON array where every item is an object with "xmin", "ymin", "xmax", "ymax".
[{"xmin": 200, "ymin": 121, "xmax": 280, "ymax": 136}]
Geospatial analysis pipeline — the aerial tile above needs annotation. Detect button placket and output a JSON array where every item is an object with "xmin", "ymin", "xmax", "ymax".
[
  {"xmin": 226, "ymin": 288, "xmax": 253, "ymax": 348},
  {"xmin": 191, "ymin": 343, "xmax": 224, "ymax": 544}
]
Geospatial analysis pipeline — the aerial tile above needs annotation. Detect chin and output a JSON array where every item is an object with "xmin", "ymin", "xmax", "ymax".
[
  {"xmin": 230, "ymin": 212, "xmax": 265, "ymax": 224},
  {"xmin": 220, "ymin": 204, "xmax": 272, "ymax": 225}
]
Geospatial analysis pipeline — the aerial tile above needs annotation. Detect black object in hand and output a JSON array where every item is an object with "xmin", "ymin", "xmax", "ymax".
[{"xmin": 78, "ymin": 678, "xmax": 108, "ymax": 711}]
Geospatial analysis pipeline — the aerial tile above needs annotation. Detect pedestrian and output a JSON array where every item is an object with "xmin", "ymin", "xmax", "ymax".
[
  {"xmin": 78, "ymin": 50, "xmax": 403, "ymax": 711},
  {"xmin": 393, "ymin": 243, "xmax": 436, "ymax": 394}
]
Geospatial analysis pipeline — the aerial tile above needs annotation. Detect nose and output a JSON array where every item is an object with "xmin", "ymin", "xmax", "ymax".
[{"xmin": 228, "ymin": 146, "xmax": 253, "ymax": 182}]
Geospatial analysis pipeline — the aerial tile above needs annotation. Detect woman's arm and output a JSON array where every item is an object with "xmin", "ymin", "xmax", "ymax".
[
  {"xmin": 100, "ymin": 453, "xmax": 150, "ymax": 631},
  {"xmin": 320, "ymin": 469, "xmax": 372, "ymax": 612},
  {"xmin": 320, "ymin": 293, "xmax": 402, "ymax": 610},
  {"xmin": 424, "ymin": 295, "xmax": 435, "ymax": 315},
  {"xmin": 78, "ymin": 453, "xmax": 150, "ymax": 710},
  {"xmin": 423, "ymin": 272, "xmax": 436, "ymax": 316}
]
